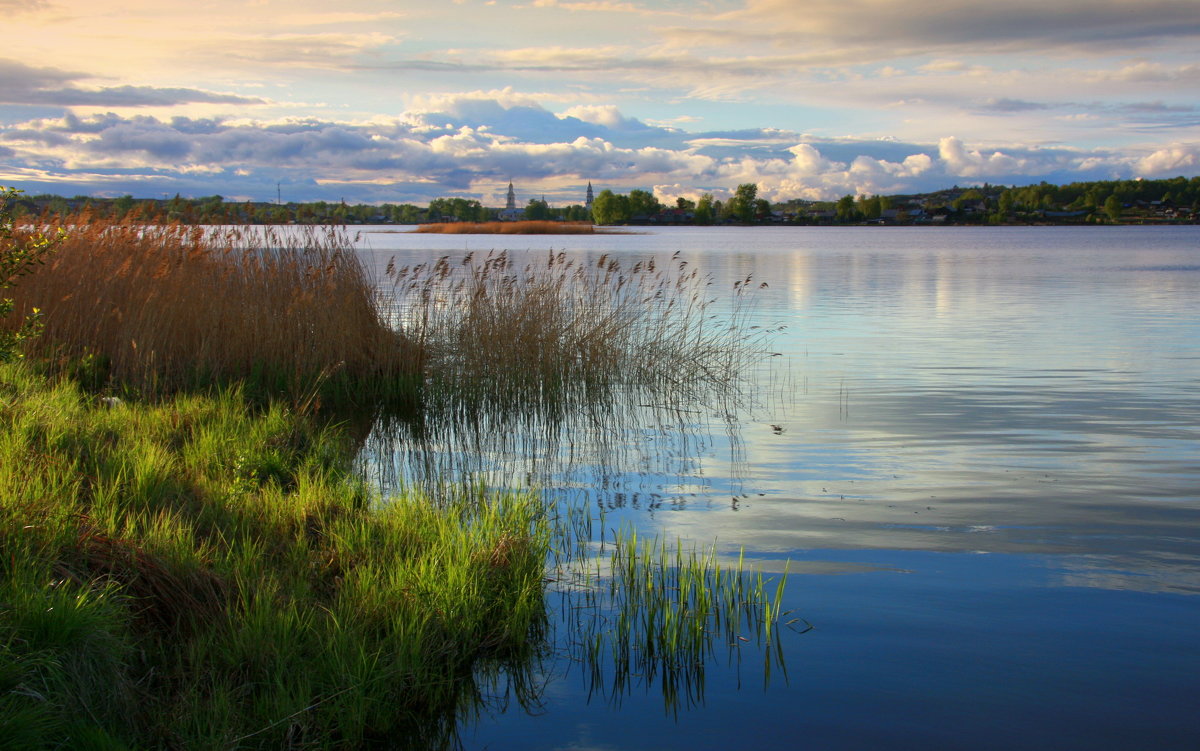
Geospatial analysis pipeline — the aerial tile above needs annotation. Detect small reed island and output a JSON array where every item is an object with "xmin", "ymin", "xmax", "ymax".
[{"xmin": 416, "ymin": 220, "xmax": 598, "ymax": 234}]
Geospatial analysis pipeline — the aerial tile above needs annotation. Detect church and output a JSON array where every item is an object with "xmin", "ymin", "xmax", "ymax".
[
  {"xmin": 496, "ymin": 181, "xmax": 594, "ymax": 221},
  {"xmin": 496, "ymin": 182, "xmax": 521, "ymax": 221}
]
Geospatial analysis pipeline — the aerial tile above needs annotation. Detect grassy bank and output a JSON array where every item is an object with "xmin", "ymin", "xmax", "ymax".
[
  {"xmin": 415, "ymin": 221, "xmax": 595, "ymax": 235},
  {"xmin": 4, "ymin": 218, "xmax": 421, "ymax": 408},
  {"xmin": 0, "ymin": 362, "xmax": 548, "ymax": 749},
  {"xmin": 2, "ymin": 201, "xmax": 792, "ymax": 746}
]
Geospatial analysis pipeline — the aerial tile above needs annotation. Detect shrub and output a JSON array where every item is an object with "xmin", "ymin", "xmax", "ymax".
[{"xmin": 0, "ymin": 187, "xmax": 63, "ymax": 361}]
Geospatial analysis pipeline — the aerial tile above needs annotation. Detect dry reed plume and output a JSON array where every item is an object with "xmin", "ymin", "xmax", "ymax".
[
  {"xmin": 385, "ymin": 250, "xmax": 760, "ymax": 396},
  {"xmin": 3, "ymin": 216, "xmax": 420, "ymax": 401},
  {"xmin": 416, "ymin": 220, "xmax": 595, "ymax": 235}
]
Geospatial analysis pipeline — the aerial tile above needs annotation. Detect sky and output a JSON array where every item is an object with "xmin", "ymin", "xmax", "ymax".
[{"xmin": 2, "ymin": 0, "xmax": 1199, "ymax": 206}]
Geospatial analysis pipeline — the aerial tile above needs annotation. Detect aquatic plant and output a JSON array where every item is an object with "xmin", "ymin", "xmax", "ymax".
[
  {"xmin": 4, "ymin": 217, "xmax": 420, "ymax": 406},
  {"xmin": 0, "ymin": 212, "xmax": 792, "ymax": 745},
  {"xmin": 385, "ymin": 249, "xmax": 767, "ymax": 400},
  {"xmin": 553, "ymin": 527, "xmax": 801, "ymax": 714}
]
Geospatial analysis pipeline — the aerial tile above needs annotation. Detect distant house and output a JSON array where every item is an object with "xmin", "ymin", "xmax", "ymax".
[{"xmin": 650, "ymin": 208, "xmax": 694, "ymax": 225}]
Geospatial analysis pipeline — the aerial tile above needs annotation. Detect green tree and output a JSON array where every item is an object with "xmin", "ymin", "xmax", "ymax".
[
  {"xmin": 591, "ymin": 190, "xmax": 631, "ymax": 225},
  {"xmin": 112, "ymin": 194, "xmax": 135, "ymax": 219},
  {"xmin": 1104, "ymin": 195, "xmax": 1123, "ymax": 223},
  {"xmin": 675, "ymin": 197, "xmax": 696, "ymax": 211},
  {"xmin": 1, "ymin": 188, "xmax": 63, "ymax": 361},
  {"xmin": 627, "ymin": 189, "xmax": 662, "ymax": 219},
  {"xmin": 693, "ymin": 193, "xmax": 714, "ymax": 225},
  {"xmin": 857, "ymin": 194, "xmax": 882, "ymax": 219},
  {"xmin": 998, "ymin": 189, "xmax": 1015, "ymax": 216},
  {"xmin": 727, "ymin": 183, "xmax": 758, "ymax": 223},
  {"xmin": 524, "ymin": 198, "xmax": 551, "ymax": 221},
  {"xmin": 562, "ymin": 204, "xmax": 591, "ymax": 222},
  {"xmin": 953, "ymin": 188, "xmax": 985, "ymax": 212},
  {"xmin": 835, "ymin": 194, "xmax": 858, "ymax": 222}
]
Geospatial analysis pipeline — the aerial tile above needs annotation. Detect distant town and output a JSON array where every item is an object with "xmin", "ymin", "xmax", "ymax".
[{"xmin": 9, "ymin": 176, "xmax": 1199, "ymax": 226}]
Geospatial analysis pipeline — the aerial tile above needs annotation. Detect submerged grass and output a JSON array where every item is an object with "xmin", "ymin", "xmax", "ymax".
[{"xmin": 0, "ymin": 362, "xmax": 548, "ymax": 749}]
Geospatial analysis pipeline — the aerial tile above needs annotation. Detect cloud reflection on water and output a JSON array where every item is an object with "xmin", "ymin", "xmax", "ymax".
[{"xmin": 354, "ymin": 226, "xmax": 1200, "ymax": 596}]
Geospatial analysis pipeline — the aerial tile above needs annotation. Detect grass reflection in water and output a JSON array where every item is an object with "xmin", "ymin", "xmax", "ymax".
[{"xmin": 362, "ymin": 247, "xmax": 803, "ymax": 730}]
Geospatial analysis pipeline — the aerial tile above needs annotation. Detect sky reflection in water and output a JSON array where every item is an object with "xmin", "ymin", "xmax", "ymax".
[{"xmin": 354, "ymin": 226, "xmax": 1200, "ymax": 749}]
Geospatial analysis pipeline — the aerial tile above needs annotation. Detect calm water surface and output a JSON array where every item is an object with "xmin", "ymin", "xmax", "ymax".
[{"xmin": 353, "ymin": 226, "xmax": 1199, "ymax": 750}]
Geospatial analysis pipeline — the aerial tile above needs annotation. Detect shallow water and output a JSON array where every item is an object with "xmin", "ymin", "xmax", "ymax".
[{"xmin": 353, "ymin": 226, "xmax": 1200, "ymax": 750}]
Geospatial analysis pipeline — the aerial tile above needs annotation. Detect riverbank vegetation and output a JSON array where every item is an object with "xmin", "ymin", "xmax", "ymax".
[
  {"xmin": 387, "ymin": 250, "xmax": 762, "ymax": 399},
  {"xmin": 1, "ymin": 189, "xmax": 791, "ymax": 748},
  {"xmin": 415, "ymin": 220, "xmax": 595, "ymax": 235},
  {"xmin": 10, "ymin": 175, "xmax": 1199, "ymax": 228},
  {"xmin": 5, "ymin": 218, "xmax": 423, "ymax": 409},
  {"xmin": 0, "ymin": 363, "xmax": 549, "ymax": 749}
]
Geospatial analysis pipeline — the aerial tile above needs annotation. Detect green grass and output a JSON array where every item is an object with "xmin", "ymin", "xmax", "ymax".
[
  {"xmin": 1, "ymin": 207, "xmax": 796, "ymax": 745},
  {"xmin": 555, "ymin": 527, "xmax": 794, "ymax": 713},
  {"xmin": 0, "ymin": 362, "xmax": 549, "ymax": 749}
]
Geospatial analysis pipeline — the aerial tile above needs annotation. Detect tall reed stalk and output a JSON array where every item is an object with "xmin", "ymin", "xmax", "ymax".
[
  {"xmin": 3, "ymin": 217, "xmax": 420, "ymax": 405},
  {"xmin": 386, "ymin": 250, "xmax": 765, "ymax": 401}
]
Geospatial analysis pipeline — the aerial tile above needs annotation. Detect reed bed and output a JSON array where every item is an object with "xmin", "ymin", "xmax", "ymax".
[
  {"xmin": 1, "ymin": 206, "xmax": 798, "ymax": 742},
  {"xmin": 0, "ymin": 362, "xmax": 548, "ymax": 749},
  {"xmin": 3, "ymin": 217, "xmax": 420, "ymax": 405},
  {"xmin": 416, "ymin": 220, "xmax": 595, "ymax": 235},
  {"xmin": 385, "ymin": 250, "xmax": 766, "ymax": 405}
]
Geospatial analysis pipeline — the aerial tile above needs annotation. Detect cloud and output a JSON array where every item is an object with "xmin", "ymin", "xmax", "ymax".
[
  {"xmin": 730, "ymin": 0, "xmax": 1200, "ymax": 53},
  {"xmin": 560, "ymin": 104, "xmax": 650, "ymax": 130},
  {"xmin": 1136, "ymin": 144, "xmax": 1200, "ymax": 176},
  {"xmin": 0, "ymin": 97, "xmax": 1189, "ymax": 205},
  {"xmin": 401, "ymin": 91, "xmax": 683, "ymax": 149},
  {"xmin": 0, "ymin": 58, "xmax": 263, "ymax": 108},
  {"xmin": 1094, "ymin": 62, "xmax": 1200, "ymax": 84},
  {"xmin": 978, "ymin": 98, "xmax": 1051, "ymax": 113},
  {"xmin": 0, "ymin": 0, "xmax": 49, "ymax": 10},
  {"xmin": 787, "ymin": 143, "xmax": 837, "ymax": 176},
  {"xmin": 277, "ymin": 11, "xmax": 406, "ymax": 26},
  {"xmin": 938, "ymin": 136, "xmax": 1027, "ymax": 177},
  {"xmin": 0, "ymin": 104, "xmax": 714, "ymax": 201},
  {"xmin": 529, "ymin": 0, "xmax": 651, "ymax": 12},
  {"xmin": 203, "ymin": 32, "xmax": 398, "ymax": 68}
]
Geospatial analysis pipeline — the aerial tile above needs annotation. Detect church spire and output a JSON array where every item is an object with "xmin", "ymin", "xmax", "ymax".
[
  {"xmin": 506, "ymin": 181, "xmax": 516, "ymax": 211},
  {"xmin": 586, "ymin": 181, "xmax": 594, "ymax": 208}
]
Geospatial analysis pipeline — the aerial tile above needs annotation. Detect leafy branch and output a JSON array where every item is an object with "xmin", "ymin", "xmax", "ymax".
[{"xmin": 1, "ymin": 187, "xmax": 65, "ymax": 361}]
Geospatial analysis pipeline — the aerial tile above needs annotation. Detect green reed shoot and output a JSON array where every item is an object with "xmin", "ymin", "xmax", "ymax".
[{"xmin": 556, "ymin": 525, "xmax": 793, "ymax": 713}]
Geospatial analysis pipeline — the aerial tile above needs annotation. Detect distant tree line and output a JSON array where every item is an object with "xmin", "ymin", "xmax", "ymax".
[{"xmin": 11, "ymin": 175, "xmax": 1199, "ymax": 226}]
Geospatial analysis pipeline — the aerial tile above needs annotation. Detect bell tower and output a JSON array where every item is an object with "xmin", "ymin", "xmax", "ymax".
[
  {"xmin": 506, "ymin": 181, "xmax": 516, "ymax": 211},
  {"xmin": 585, "ymin": 181, "xmax": 594, "ymax": 208}
]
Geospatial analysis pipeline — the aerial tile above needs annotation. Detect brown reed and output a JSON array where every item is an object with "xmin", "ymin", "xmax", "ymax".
[
  {"xmin": 3, "ymin": 216, "xmax": 420, "ymax": 402},
  {"xmin": 385, "ymin": 250, "xmax": 758, "ymax": 397},
  {"xmin": 415, "ymin": 220, "xmax": 595, "ymax": 235}
]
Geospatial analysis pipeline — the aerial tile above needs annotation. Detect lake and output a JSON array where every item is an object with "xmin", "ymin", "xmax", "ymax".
[{"xmin": 352, "ymin": 226, "xmax": 1200, "ymax": 750}]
